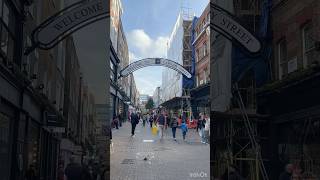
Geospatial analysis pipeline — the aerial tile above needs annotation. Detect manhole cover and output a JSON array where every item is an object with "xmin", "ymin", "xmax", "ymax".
[{"xmin": 121, "ymin": 159, "xmax": 135, "ymax": 164}]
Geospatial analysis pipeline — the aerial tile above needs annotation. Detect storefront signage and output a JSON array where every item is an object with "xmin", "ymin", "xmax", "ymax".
[
  {"xmin": 25, "ymin": 0, "xmax": 109, "ymax": 55},
  {"xmin": 120, "ymin": 58, "xmax": 192, "ymax": 78},
  {"xmin": 211, "ymin": 3, "xmax": 261, "ymax": 54}
]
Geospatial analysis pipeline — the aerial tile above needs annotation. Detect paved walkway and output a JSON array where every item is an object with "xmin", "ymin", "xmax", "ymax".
[{"xmin": 110, "ymin": 122, "xmax": 210, "ymax": 180}]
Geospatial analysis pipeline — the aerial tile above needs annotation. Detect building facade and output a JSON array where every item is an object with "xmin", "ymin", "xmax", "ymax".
[
  {"xmin": 257, "ymin": 0, "xmax": 320, "ymax": 178},
  {"xmin": 153, "ymin": 87, "xmax": 161, "ymax": 108},
  {"xmin": 161, "ymin": 13, "xmax": 193, "ymax": 113},
  {"xmin": 191, "ymin": 3, "xmax": 210, "ymax": 117}
]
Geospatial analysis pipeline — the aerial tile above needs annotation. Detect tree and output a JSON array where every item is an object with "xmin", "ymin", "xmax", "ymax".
[{"xmin": 145, "ymin": 98, "xmax": 154, "ymax": 110}]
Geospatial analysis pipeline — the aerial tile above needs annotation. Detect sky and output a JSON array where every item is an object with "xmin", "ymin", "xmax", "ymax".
[
  {"xmin": 65, "ymin": 0, "xmax": 109, "ymax": 104},
  {"xmin": 121, "ymin": 0, "xmax": 209, "ymax": 96}
]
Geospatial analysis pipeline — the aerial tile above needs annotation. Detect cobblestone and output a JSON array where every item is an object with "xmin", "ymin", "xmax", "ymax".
[{"xmin": 111, "ymin": 122, "xmax": 210, "ymax": 180}]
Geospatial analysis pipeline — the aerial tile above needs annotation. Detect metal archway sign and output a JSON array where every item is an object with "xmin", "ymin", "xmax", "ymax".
[
  {"xmin": 120, "ymin": 58, "xmax": 192, "ymax": 78},
  {"xmin": 210, "ymin": 2, "xmax": 261, "ymax": 54},
  {"xmin": 25, "ymin": 0, "xmax": 109, "ymax": 55}
]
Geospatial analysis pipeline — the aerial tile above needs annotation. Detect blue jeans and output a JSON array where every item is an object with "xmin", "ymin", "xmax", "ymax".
[
  {"xmin": 182, "ymin": 131, "xmax": 186, "ymax": 140},
  {"xmin": 172, "ymin": 127, "xmax": 177, "ymax": 138},
  {"xmin": 200, "ymin": 128, "xmax": 205, "ymax": 142}
]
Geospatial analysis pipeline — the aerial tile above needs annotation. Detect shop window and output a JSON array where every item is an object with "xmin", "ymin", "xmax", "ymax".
[
  {"xmin": 0, "ymin": 112, "xmax": 11, "ymax": 180},
  {"xmin": 302, "ymin": 22, "xmax": 316, "ymax": 68},
  {"xmin": 277, "ymin": 39, "xmax": 287, "ymax": 80}
]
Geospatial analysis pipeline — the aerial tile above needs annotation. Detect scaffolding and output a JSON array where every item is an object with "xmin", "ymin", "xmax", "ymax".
[{"xmin": 212, "ymin": 74, "xmax": 269, "ymax": 179}]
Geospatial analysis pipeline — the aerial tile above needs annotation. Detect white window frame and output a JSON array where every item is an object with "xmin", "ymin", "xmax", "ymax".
[
  {"xmin": 277, "ymin": 39, "xmax": 286, "ymax": 80},
  {"xmin": 302, "ymin": 22, "xmax": 315, "ymax": 69}
]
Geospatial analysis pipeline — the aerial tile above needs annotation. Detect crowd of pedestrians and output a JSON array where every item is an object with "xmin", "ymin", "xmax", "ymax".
[{"xmin": 129, "ymin": 110, "xmax": 210, "ymax": 144}]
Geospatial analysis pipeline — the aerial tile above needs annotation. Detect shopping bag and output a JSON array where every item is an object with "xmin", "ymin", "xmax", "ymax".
[{"xmin": 152, "ymin": 125, "xmax": 158, "ymax": 135}]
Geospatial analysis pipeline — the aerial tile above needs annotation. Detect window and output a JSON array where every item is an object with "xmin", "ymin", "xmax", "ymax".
[
  {"xmin": 241, "ymin": 0, "xmax": 251, "ymax": 10},
  {"xmin": 278, "ymin": 39, "xmax": 287, "ymax": 80},
  {"xmin": 302, "ymin": 22, "xmax": 316, "ymax": 68},
  {"xmin": 0, "ymin": 1, "xmax": 16, "ymax": 64},
  {"xmin": 203, "ymin": 42, "xmax": 208, "ymax": 57},
  {"xmin": 196, "ymin": 49, "xmax": 200, "ymax": 62}
]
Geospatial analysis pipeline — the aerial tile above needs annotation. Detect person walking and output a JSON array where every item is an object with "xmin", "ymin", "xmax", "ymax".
[
  {"xmin": 279, "ymin": 163, "xmax": 294, "ymax": 180},
  {"xmin": 180, "ymin": 120, "xmax": 188, "ymax": 141},
  {"xmin": 142, "ymin": 114, "xmax": 146, "ymax": 127},
  {"xmin": 64, "ymin": 156, "xmax": 83, "ymax": 180},
  {"xmin": 130, "ymin": 111, "xmax": 139, "ymax": 137},
  {"xmin": 198, "ymin": 113, "xmax": 206, "ymax": 143},
  {"xmin": 26, "ymin": 164, "xmax": 37, "ymax": 180},
  {"xmin": 112, "ymin": 115, "xmax": 119, "ymax": 129},
  {"xmin": 149, "ymin": 114, "xmax": 153, "ymax": 128},
  {"xmin": 204, "ymin": 116, "xmax": 210, "ymax": 144},
  {"xmin": 196, "ymin": 113, "xmax": 202, "ymax": 132},
  {"xmin": 170, "ymin": 113, "xmax": 179, "ymax": 141},
  {"xmin": 157, "ymin": 112, "xmax": 166, "ymax": 140},
  {"xmin": 118, "ymin": 114, "xmax": 122, "ymax": 127}
]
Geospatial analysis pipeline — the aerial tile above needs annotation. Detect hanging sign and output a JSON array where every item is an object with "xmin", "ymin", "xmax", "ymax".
[
  {"xmin": 120, "ymin": 58, "xmax": 192, "ymax": 78},
  {"xmin": 210, "ymin": 3, "xmax": 261, "ymax": 54},
  {"xmin": 25, "ymin": 0, "xmax": 109, "ymax": 55}
]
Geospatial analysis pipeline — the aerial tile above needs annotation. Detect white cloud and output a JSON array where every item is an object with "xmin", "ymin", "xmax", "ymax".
[
  {"xmin": 129, "ymin": 51, "xmax": 139, "ymax": 63},
  {"xmin": 127, "ymin": 29, "xmax": 169, "ymax": 58},
  {"xmin": 127, "ymin": 29, "xmax": 168, "ymax": 95}
]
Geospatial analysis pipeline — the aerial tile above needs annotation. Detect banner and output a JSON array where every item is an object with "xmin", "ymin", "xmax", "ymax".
[
  {"xmin": 120, "ymin": 58, "xmax": 192, "ymax": 78},
  {"xmin": 210, "ymin": 2, "xmax": 261, "ymax": 54},
  {"xmin": 25, "ymin": 0, "xmax": 109, "ymax": 54}
]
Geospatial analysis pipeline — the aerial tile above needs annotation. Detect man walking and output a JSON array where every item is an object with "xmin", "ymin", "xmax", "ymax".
[
  {"xmin": 64, "ymin": 156, "xmax": 83, "ymax": 180},
  {"xmin": 130, "ymin": 111, "xmax": 139, "ymax": 137},
  {"xmin": 279, "ymin": 163, "xmax": 293, "ymax": 180},
  {"xmin": 157, "ymin": 112, "xmax": 166, "ymax": 139},
  {"xmin": 170, "ymin": 113, "xmax": 178, "ymax": 141}
]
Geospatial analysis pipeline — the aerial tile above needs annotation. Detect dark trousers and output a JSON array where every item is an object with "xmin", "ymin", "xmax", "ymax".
[
  {"xmin": 150, "ymin": 121, "xmax": 152, "ymax": 128},
  {"xmin": 115, "ymin": 122, "xmax": 119, "ymax": 129},
  {"xmin": 131, "ymin": 123, "xmax": 136, "ymax": 135},
  {"xmin": 172, "ymin": 127, "xmax": 177, "ymax": 138}
]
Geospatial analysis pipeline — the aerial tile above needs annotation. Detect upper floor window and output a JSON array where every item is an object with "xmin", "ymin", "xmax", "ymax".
[
  {"xmin": 203, "ymin": 42, "xmax": 208, "ymax": 57},
  {"xmin": 302, "ymin": 22, "xmax": 316, "ymax": 68},
  {"xmin": 0, "ymin": 1, "xmax": 16, "ymax": 63},
  {"xmin": 278, "ymin": 39, "xmax": 287, "ymax": 80}
]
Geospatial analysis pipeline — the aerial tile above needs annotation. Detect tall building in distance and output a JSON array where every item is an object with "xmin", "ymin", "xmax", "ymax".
[
  {"xmin": 161, "ymin": 12, "xmax": 193, "ymax": 112},
  {"xmin": 153, "ymin": 87, "xmax": 161, "ymax": 108}
]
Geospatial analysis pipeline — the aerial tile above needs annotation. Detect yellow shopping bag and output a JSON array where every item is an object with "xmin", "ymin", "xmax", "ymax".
[{"xmin": 152, "ymin": 124, "xmax": 158, "ymax": 135}]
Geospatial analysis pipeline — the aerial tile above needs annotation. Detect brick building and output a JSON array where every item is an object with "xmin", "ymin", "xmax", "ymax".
[
  {"xmin": 191, "ymin": 3, "xmax": 210, "ymax": 117},
  {"xmin": 257, "ymin": 0, "xmax": 320, "ymax": 179}
]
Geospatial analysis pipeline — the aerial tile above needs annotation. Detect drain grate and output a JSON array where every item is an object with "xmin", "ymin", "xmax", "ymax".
[{"xmin": 121, "ymin": 159, "xmax": 135, "ymax": 164}]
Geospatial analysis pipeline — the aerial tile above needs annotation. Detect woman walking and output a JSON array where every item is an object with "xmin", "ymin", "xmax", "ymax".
[
  {"xmin": 170, "ymin": 113, "xmax": 179, "ymax": 141},
  {"xmin": 198, "ymin": 113, "xmax": 206, "ymax": 143}
]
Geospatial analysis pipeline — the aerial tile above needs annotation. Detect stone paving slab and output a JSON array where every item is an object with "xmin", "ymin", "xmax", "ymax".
[{"xmin": 110, "ymin": 122, "xmax": 210, "ymax": 180}]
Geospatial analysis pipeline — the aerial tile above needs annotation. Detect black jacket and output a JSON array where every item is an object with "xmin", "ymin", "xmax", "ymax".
[{"xmin": 131, "ymin": 113, "xmax": 139, "ymax": 125}]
